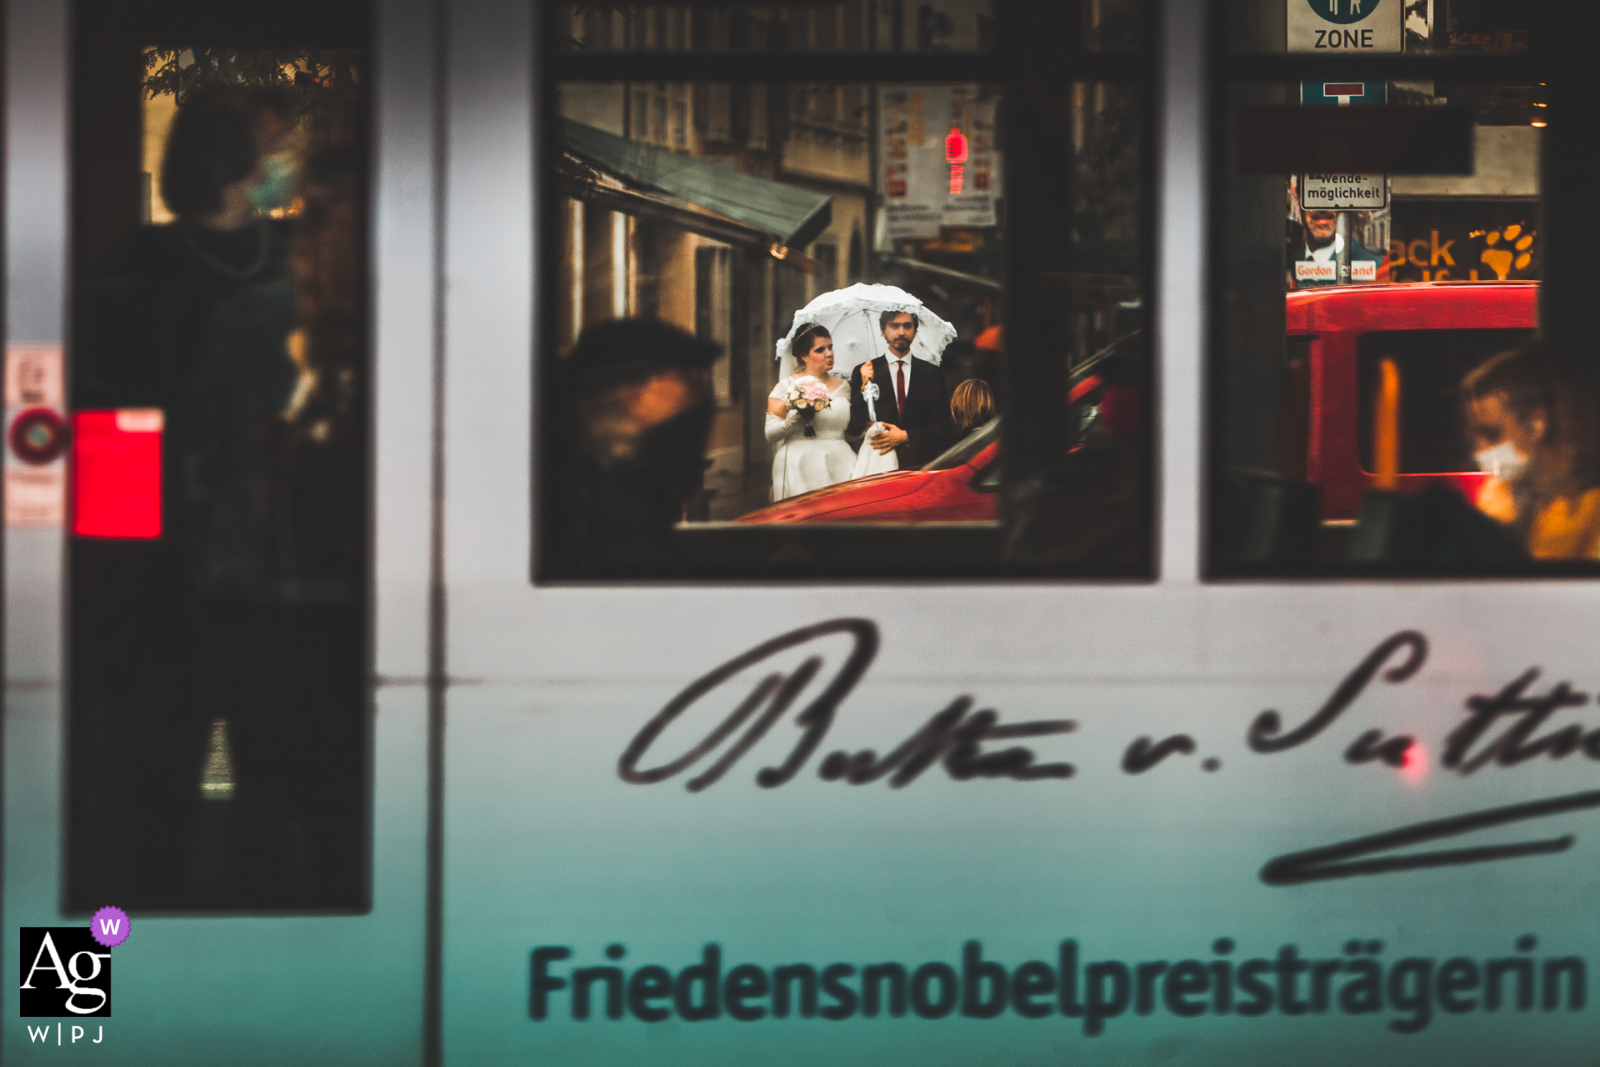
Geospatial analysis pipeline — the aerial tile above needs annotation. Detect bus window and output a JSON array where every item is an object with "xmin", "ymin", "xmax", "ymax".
[
  {"xmin": 67, "ymin": 4, "xmax": 369, "ymax": 911},
  {"xmin": 540, "ymin": 4, "xmax": 1152, "ymax": 580},
  {"xmin": 1209, "ymin": 0, "xmax": 1574, "ymax": 575}
]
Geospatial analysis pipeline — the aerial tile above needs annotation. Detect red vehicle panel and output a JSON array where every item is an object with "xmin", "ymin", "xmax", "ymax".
[{"xmin": 1291, "ymin": 281, "xmax": 1537, "ymax": 520}]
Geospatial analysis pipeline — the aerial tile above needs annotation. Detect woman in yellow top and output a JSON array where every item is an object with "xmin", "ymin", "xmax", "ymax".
[{"xmin": 1463, "ymin": 343, "xmax": 1600, "ymax": 559}]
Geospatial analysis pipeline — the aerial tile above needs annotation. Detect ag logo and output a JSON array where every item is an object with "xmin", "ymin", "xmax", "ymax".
[
  {"xmin": 19, "ymin": 928, "xmax": 111, "ymax": 1017},
  {"xmin": 1305, "ymin": 0, "xmax": 1381, "ymax": 23}
]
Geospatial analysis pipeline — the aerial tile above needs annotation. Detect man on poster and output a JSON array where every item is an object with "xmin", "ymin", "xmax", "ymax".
[{"xmin": 1291, "ymin": 204, "xmax": 1388, "ymax": 288}]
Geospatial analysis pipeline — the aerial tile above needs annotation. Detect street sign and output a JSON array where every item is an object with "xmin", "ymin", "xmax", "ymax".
[
  {"xmin": 4, "ymin": 344, "xmax": 66, "ymax": 528},
  {"xmin": 879, "ymin": 86, "xmax": 999, "ymax": 239},
  {"xmin": 1288, "ymin": 0, "xmax": 1401, "ymax": 53},
  {"xmin": 1301, "ymin": 173, "xmax": 1388, "ymax": 209},
  {"xmin": 1300, "ymin": 80, "xmax": 1387, "ymax": 106}
]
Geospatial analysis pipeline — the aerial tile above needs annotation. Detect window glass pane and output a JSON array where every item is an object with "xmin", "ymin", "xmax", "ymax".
[
  {"xmin": 1441, "ymin": 0, "xmax": 1531, "ymax": 53},
  {"xmin": 1086, "ymin": 0, "xmax": 1145, "ymax": 52},
  {"xmin": 542, "ymin": 76, "xmax": 1150, "ymax": 578},
  {"xmin": 69, "ymin": 20, "xmax": 368, "ymax": 909},
  {"xmin": 1213, "ymin": 74, "xmax": 1562, "ymax": 573},
  {"xmin": 559, "ymin": 2, "xmax": 997, "ymax": 54}
]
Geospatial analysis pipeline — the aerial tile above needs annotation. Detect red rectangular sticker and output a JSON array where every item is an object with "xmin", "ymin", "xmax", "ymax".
[{"xmin": 72, "ymin": 409, "xmax": 162, "ymax": 539}]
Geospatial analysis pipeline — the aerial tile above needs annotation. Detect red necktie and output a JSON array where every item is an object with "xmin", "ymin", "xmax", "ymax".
[{"xmin": 895, "ymin": 360, "xmax": 907, "ymax": 416}]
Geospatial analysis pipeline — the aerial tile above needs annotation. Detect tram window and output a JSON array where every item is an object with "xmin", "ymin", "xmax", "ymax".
[
  {"xmin": 540, "ymin": 3, "xmax": 1153, "ymax": 580},
  {"xmin": 1206, "ymin": 1, "xmax": 1583, "ymax": 575},
  {"xmin": 67, "ymin": 3, "xmax": 369, "ymax": 911}
]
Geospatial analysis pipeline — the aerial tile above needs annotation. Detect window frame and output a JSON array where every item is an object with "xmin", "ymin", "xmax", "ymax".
[
  {"xmin": 63, "ymin": 0, "xmax": 376, "ymax": 914},
  {"xmin": 535, "ymin": 0, "xmax": 1163, "ymax": 583},
  {"xmin": 1201, "ymin": 8, "xmax": 1600, "ymax": 579}
]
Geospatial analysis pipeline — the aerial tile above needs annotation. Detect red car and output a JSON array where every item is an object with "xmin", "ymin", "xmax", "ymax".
[{"xmin": 738, "ymin": 418, "xmax": 1002, "ymax": 524}]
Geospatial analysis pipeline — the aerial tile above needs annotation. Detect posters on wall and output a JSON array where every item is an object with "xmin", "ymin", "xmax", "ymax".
[
  {"xmin": 878, "ymin": 85, "xmax": 999, "ymax": 240},
  {"xmin": 1387, "ymin": 200, "xmax": 1539, "ymax": 283},
  {"xmin": 1286, "ymin": 175, "xmax": 1391, "ymax": 289}
]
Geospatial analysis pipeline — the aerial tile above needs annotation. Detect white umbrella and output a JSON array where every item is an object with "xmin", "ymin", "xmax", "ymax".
[{"xmin": 775, "ymin": 283, "xmax": 957, "ymax": 376}]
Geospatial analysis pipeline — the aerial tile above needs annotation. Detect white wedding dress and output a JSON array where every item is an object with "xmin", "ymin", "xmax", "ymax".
[{"xmin": 766, "ymin": 377, "xmax": 855, "ymax": 501}]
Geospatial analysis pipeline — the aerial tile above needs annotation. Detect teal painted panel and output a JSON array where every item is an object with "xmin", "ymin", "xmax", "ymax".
[
  {"xmin": 4, "ymin": 689, "xmax": 428, "ymax": 1065},
  {"xmin": 442, "ymin": 627, "xmax": 1600, "ymax": 1065}
]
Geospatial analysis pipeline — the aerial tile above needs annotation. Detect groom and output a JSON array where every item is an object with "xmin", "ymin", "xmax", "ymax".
[{"xmin": 848, "ymin": 311, "xmax": 953, "ymax": 469}]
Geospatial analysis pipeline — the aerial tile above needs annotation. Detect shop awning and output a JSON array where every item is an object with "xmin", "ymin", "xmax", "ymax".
[{"xmin": 560, "ymin": 118, "xmax": 833, "ymax": 250}]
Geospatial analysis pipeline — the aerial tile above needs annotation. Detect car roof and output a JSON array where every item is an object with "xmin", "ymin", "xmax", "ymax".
[{"xmin": 1287, "ymin": 281, "xmax": 1538, "ymax": 334}]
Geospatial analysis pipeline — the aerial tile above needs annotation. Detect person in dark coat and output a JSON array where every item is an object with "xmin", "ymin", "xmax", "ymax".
[
  {"xmin": 847, "ymin": 311, "xmax": 954, "ymax": 469},
  {"xmin": 545, "ymin": 319, "xmax": 719, "ymax": 576}
]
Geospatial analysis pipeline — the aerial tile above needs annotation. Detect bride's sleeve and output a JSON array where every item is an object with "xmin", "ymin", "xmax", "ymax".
[
  {"xmin": 765, "ymin": 409, "xmax": 800, "ymax": 446},
  {"xmin": 765, "ymin": 377, "xmax": 799, "ymax": 445}
]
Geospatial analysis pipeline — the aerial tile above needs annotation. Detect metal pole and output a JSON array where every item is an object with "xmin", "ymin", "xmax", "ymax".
[{"xmin": 1335, "ymin": 210, "xmax": 1351, "ymax": 284}]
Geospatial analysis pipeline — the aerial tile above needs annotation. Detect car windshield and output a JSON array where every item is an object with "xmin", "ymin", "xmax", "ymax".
[{"xmin": 922, "ymin": 416, "xmax": 1000, "ymax": 471}]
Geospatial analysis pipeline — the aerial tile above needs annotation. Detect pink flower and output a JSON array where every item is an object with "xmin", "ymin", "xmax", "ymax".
[{"xmin": 800, "ymin": 381, "xmax": 832, "ymax": 404}]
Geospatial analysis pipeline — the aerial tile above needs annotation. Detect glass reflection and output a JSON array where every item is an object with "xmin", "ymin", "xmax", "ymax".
[
  {"xmin": 69, "ymin": 45, "xmax": 367, "ymax": 909},
  {"xmin": 547, "ymin": 75, "xmax": 1151, "ymax": 577},
  {"xmin": 1215, "ymin": 71, "xmax": 1563, "ymax": 572}
]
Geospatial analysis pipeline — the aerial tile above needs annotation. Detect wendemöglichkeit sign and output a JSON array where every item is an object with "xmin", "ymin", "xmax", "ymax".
[
  {"xmin": 445, "ymin": 619, "xmax": 1600, "ymax": 1065},
  {"xmin": 1301, "ymin": 173, "xmax": 1389, "ymax": 209}
]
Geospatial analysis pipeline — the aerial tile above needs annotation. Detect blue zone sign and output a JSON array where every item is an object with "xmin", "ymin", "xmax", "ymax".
[
  {"xmin": 1287, "ymin": 0, "xmax": 1401, "ymax": 51},
  {"xmin": 1309, "ymin": 0, "xmax": 1382, "ymax": 25}
]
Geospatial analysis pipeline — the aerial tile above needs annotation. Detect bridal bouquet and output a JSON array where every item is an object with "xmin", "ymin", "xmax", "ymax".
[{"xmin": 783, "ymin": 375, "xmax": 834, "ymax": 437}]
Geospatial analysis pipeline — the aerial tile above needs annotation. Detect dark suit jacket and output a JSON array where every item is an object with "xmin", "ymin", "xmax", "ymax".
[{"xmin": 848, "ymin": 355, "xmax": 953, "ymax": 469}]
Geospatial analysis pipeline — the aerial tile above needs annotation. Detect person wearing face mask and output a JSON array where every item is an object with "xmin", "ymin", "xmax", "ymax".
[
  {"xmin": 546, "ymin": 319, "xmax": 719, "ymax": 575},
  {"xmin": 78, "ymin": 86, "xmax": 297, "ymax": 397},
  {"xmin": 71, "ymin": 83, "xmax": 309, "ymax": 905},
  {"xmin": 1463, "ymin": 342, "xmax": 1600, "ymax": 559}
]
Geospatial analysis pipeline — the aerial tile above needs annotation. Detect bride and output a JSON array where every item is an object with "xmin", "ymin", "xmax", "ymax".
[{"xmin": 766, "ymin": 323, "xmax": 855, "ymax": 500}]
